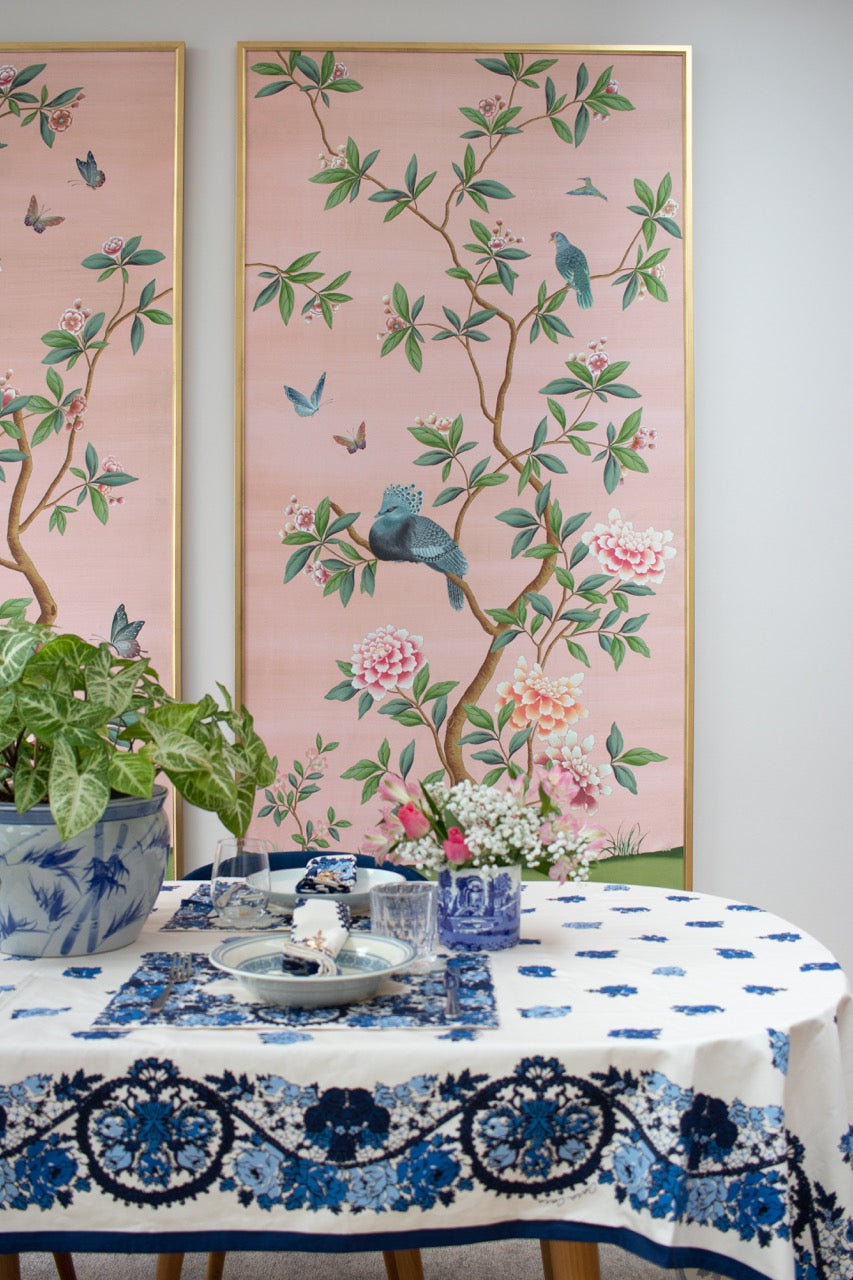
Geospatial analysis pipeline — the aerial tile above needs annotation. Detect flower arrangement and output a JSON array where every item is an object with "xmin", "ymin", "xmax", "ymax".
[{"xmin": 362, "ymin": 770, "xmax": 604, "ymax": 882}]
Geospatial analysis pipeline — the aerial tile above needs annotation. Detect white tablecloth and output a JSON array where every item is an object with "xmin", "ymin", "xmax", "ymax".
[{"xmin": 0, "ymin": 880, "xmax": 850, "ymax": 1280}]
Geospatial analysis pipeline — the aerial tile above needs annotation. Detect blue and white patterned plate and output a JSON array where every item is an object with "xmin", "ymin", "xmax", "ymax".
[
  {"xmin": 267, "ymin": 865, "xmax": 406, "ymax": 911},
  {"xmin": 209, "ymin": 930, "xmax": 416, "ymax": 1007}
]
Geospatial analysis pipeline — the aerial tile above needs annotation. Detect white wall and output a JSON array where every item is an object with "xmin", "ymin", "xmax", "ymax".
[{"xmin": 7, "ymin": 0, "xmax": 853, "ymax": 975}]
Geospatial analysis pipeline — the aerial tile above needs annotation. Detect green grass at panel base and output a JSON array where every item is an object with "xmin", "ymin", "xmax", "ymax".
[
  {"xmin": 524, "ymin": 849, "xmax": 684, "ymax": 890},
  {"xmin": 589, "ymin": 848, "xmax": 684, "ymax": 889}
]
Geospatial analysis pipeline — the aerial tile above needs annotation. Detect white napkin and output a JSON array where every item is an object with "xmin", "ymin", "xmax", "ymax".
[
  {"xmin": 294, "ymin": 853, "xmax": 358, "ymax": 894},
  {"xmin": 280, "ymin": 897, "xmax": 352, "ymax": 976}
]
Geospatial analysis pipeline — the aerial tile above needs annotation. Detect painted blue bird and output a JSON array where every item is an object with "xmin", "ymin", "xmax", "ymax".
[
  {"xmin": 566, "ymin": 176, "xmax": 607, "ymax": 200},
  {"xmin": 551, "ymin": 230, "xmax": 593, "ymax": 309},
  {"xmin": 368, "ymin": 482, "xmax": 468, "ymax": 610}
]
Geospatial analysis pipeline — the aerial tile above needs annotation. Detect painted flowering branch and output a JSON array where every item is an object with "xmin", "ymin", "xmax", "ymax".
[
  {"xmin": 0, "ymin": 234, "xmax": 173, "ymax": 624},
  {"xmin": 254, "ymin": 52, "xmax": 679, "ymax": 836},
  {"xmin": 0, "ymin": 62, "xmax": 84, "ymax": 149}
]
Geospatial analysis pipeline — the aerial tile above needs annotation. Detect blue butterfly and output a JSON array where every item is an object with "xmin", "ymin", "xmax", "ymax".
[
  {"xmin": 109, "ymin": 604, "xmax": 144, "ymax": 658},
  {"xmin": 283, "ymin": 371, "xmax": 326, "ymax": 417},
  {"xmin": 74, "ymin": 151, "xmax": 106, "ymax": 190}
]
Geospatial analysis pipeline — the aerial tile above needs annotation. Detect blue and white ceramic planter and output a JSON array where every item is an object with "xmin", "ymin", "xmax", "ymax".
[
  {"xmin": 0, "ymin": 788, "xmax": 170, "ymax": 958},
  {"xmin": 436, "ymin": 863, "xmax": 522, "ymax": 951}
]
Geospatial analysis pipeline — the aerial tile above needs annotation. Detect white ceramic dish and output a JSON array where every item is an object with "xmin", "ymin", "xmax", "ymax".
[
  {"xmin": 267, "ymin": 865, "xmax": 406, "ymax": 912},
  {"xmin": 209, "ymin": 930, "xmax": 415, "ymax": 1007}
]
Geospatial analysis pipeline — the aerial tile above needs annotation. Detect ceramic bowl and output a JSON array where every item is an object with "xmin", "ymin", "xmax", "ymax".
[{"xmin": 209, "ymin": 929, "xmax": 415, "ymax": 1007}]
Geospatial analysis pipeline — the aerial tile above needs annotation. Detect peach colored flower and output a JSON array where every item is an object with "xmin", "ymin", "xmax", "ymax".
[
  {"xmin": 102, "ymin": 236, "xmax": 124, "ymax": 257},
  {"xmin": 350, "ymin": 624, "xmax": 424, "ymax": 703},
  {"xmin": 495, "ymin": 654, "xmax": 588, "ymax": 738},
  {"xmin": 58, "ymin": 308, "xmax": 86, "ymax": 335},
  {"xmin": 48, "ymin": 108, "xmax": 73, "ymax": 132},
  {"xmin": 582, "ymin": 508, "xmax": 675, "ymax": 584}
]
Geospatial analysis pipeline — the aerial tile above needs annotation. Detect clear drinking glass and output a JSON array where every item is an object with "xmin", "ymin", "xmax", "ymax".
[
  {"xmin": 369, "ymin": 881, "xmax": 437, "ymax": 969},
  {"xmin": 210, "ymin": 837, "xmax": 273, "ymax": 928}
]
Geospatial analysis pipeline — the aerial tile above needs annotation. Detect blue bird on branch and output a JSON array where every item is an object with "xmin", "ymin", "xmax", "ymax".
[
  {"xmin": 551, "ymin": 229, "xmax": 593, "ymax": 309},
  {"xmin": 368, "ymin": 483, "xmax": 468, "ymax": 611}
]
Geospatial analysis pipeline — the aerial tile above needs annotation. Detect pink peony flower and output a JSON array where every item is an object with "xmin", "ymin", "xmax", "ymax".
[
  {"xmin": 68, "ymin": 393, "xmax": 87, "ymax": 417},
  {"xmin": 350, "ymin": 624, "xmax": 424, "ymax": 703},
  {"xmin": 495, "ymin": 654, "xmax": 588, "ymax": 738},
  {"xmin": 1, "ymin": 386, "xmax": 19, "ymax": 410},
  {"xmin": 397, "ymin": 802, "xmax": 431, "ymax": 840},
  {"xmin": 48, "ymin": 108, "xmax": 73, "ymax": 132},
  {"xmin": 443, "ymin": 827, "xmax": 472, "ymax": 864},
  {"xmin": 661, "ymin": 198, "xmax": 679, "ymax": 218},
  {"xmin": 102, "ymin": 236, "xmax": 124, "ymax": 257},
  {"xmin": 0, "ymin": 66, "xmax": 17, "ymax": 90},
  {"xmin": 58, "ymin": 308, "xmax": 86, "ymax": 335},
  {"xmin": 293, "ymin": 505, "xmax": 315, "ymax": 532},
  {"xmin": 582, "ymin": 508, "xmax": 675, "ymax": 584},
  {"xmin": 331, "ymin": 62, "xmax": 348, "ymax": 80},
  {"xmin": 587, "ymin": 349, "xmax": 610, "ymax": 374},
  {"xmin": 535, "ymin": 731, "xmax": 613, "ymax": 814}
]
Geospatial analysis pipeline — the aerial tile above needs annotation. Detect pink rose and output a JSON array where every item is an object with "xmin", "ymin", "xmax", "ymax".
[
  {"xmin": 0, "ymin": 66, "xmax": 17, "ymax": 91},
  {"xmin": 102, "ymin": 236, "xmax": 124, "ymax": 257},
  {"xmin": 397, "ymin": 802, "xmax": 431, "ymax": 840},
  {"xmin": 443, "ymin": 827, "xmax": 472, "ymax": 865},
  {"xmin": 1, "ymin": 387, "xmax": 19, "ymax": 410}
]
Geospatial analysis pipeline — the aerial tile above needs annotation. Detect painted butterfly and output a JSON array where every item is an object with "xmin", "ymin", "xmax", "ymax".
[
  {"xmin": 109, "ymin": 603, "xmax": 145, "ymax": 659},
  {"xmin": 333, "ymin": 421, "xmax": 366, "ymax": 454},
  {"xmin": 283, "ymin": 371, "xmax": 326, "ymax": 417},
  {"xmin": 74, "ymin": 151, "xmax": 106, "ymax": 189},
  {"xmin": 24, "ymin": 195, "xmax": 65, "ymax": 234}
]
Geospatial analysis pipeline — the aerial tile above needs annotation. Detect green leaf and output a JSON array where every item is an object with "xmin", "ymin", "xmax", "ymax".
[
  {"xmin": 566, "ymin": 640, "xmax": 590, "ymax": 667},
  {"xmin": 613, "ymin": 763, "xmax": 637, "ymax": 794},
  {"xmin": 618, "ymin": 747, "xmax": 667, "ymax": 766},
  {"xmin": 48, "ymin": 736, "xmax": 111, "ymax": 841},
  {"xmin": 464, "ymin": 704, "xmax": 494, "ymax": 731},
  {"xmin": 130, "ymin": 315, "xmax": 145, "ymax": 354},
  {"xmin": 606, "ymin": 723, "xmax": 624, "ymax": 759}
]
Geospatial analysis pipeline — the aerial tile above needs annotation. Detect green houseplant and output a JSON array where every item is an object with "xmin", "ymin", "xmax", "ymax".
[{"xmin": 0, "ymin": 615, "xmax": 275, "ymax": 956}]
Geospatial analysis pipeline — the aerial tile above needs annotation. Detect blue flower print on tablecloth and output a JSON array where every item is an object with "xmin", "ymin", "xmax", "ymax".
[
  {"xmin": 768, "ymin": 1030, "xmax": 790, "ymax": 1074},
  {"xmin": 518, "ymin": 965, "xmax": 556, "ymax": 978},
  {"xmin": 590, "ymin": 985, "xmax": 638, "ymax": 998},
  {"xmin": 609, "ymin": 1028, "xmax": 662, "ymax": 1039},
  {"xmin": 576, "ymin": 950, "xmax": 618, "ymax": 959},
  {"xmin": 743, "ymin": 985, "xmax": 785, "ymax": 996},
  {"xmin": 762, "ymin": 932, "xmax": 801, "ymax": 942},
  {"xmin": 519, "ymin": 1006, "xmax": 572, "ymax": 1019},
  {"xmin": 562, "ymin": 921, "xmax": 601, "ymax": 930},
  {"xmin": 636, "ymin": 935, "xmax": 668, "ymax": 943},
  {"xmin": 801, "ymin": 962, "xmax": 842, "ymax": 972},
  {"xmin": 672, "ymin": 1005, "xmax": 725, "ymax": 1016},
  {"xmin": 716, "ymin": 949, "xmax": 754, "ymax": 959},
  {"xmin": 685, "ymin": 921, "xmax": 724, "ymax": 929},
  {"xmin": 62, "ymin": 967, "xmax": 102, "ymax": 979},
  {"xmin": 0, "ymin": 1053, "xmax": 850, "ymax": 1278},
  {"xmin": 653, "ymin": 966, "xmax": 686, "ymax": 976}
]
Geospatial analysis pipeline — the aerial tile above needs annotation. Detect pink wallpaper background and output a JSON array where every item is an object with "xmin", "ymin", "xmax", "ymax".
[
  {"xmin": 0, "ymin": 47, "xmax": 180, "ymax": 686},
  {"xmin": 240, "ymin": 47, "xmax": 688, "ymax": 868}
]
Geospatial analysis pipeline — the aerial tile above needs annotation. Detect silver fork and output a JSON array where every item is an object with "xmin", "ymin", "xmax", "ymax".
[{"xmin": 150, "ymin": 952, "xmax": 193, "ymax": 1011}]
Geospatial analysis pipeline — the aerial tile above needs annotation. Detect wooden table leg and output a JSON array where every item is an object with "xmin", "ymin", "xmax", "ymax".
[
  {"xmin": 0, "ymin": 1256, "xmax": 20, "ymax": 1280},
  {"xmin": 52, "ymin": 1254, "xmax": 78, "ymax": 1280},
  {"xmin": 206, "ymin": 1253, "xmax": 227, "ymax": 1280},
  {"xmin": 155, "ymin": 1255, "xmax": 185, "ymax": 1280},
  {"xmin": 540, "ymin": 1239, "xmax": 601, "ymax": 1280},
  {"xmin": 382, "ymin": 1249, "xmax": 424, "ymax": 1280}
]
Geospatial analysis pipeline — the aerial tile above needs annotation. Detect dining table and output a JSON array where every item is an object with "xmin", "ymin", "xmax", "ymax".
[{"xmin": 0, "ymin": 876, "xmax": 850, "ymax": 1280}]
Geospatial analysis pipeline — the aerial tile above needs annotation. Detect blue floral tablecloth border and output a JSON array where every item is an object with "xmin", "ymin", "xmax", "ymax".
[{"xmin": 92, "ymin": 950, "xmax": 498, "ymax": 1031}]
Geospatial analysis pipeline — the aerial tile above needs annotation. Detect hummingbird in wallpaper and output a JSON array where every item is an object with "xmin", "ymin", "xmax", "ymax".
[
  {"xmin": 566, "ymin": 176, "xmax": 607, "ymax": 200},
  {"xmin": 368, "ymin": 482, "xmax": 468, "ymax": 611},
  {"xmin": 551, "ymin": 230, "xmax": 594, "ymax": 309}
]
